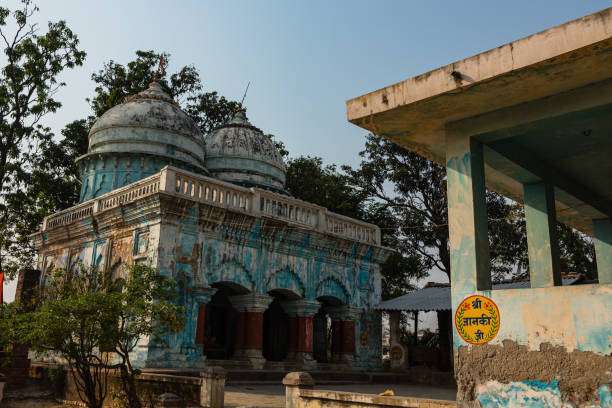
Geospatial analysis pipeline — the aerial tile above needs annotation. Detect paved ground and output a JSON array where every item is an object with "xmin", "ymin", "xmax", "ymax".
[{"xmin": 224, "ymin": 383, "xmax": 457, "ymax": 407}]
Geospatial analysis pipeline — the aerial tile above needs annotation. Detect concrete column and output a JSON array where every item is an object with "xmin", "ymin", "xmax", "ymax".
[
  {"xmin": 229, "ymin": 294, "xmax": 273, "ymax": 369},
  {"xmin": 524, "ymin": 182, "xmax": 561, "ymax": 287},
  {"xmin": 446, "ymin": 134, "xmax": 490, "ymax": 292},
  {"xmin": 281, "ymin": 300, "xmax": 320, "ymax": 367},
  {"xmin": 199, "ymin": 366, "xmax": 226, "ymax": 408},
  {"xmin": 593, "ymin": 218, "xmax": 612, "ymax": 284},
  {"xmin": 388, "ymin": 310, "xmax": 407, "ymax": 371},
  {"xmin": 283, "ymin": 372, "xmax": 315, "ymax": 408}
]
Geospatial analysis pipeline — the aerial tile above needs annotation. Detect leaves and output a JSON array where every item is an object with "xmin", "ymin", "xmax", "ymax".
[
  {"xmin": 1, "ymin": 49, "xmax": 241, "ymax": 278},
  {"xmin": 0, "ymin": 0, "xmax": 85, "ymax": 278},
  {"xmin": 10, "ymin": 264, "xmax": 184, "ymax": 408}
]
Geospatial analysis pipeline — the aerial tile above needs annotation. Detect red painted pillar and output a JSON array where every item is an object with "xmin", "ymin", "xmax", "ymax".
[
  {"xmin": 234, "ymin": 312, "xmax": 246, "ymax": 354},
  {"xmin": 229, "ymin": 294, "xmax": 273, "ymax": 368},
  {"xmin": 195, "ymin": 304, "xmax": 206, "ymax": 346},
  {"xmin": 341, "ymin": 321, "xmax": 356, "ymax": 355},
  {"xmin": 243, "ymin": 312, "xmax": 264, "ymax": 350},
  {"xmin": 297, "ymin": 316, "xmax": 314, "ymax": 353},
  {"xmin": 331, "ymin": 320, "xmax": 343, "ymax": 359},
  {"xmin": 287, "ymin": 316, "xmax": 299, "ymax": 356}
]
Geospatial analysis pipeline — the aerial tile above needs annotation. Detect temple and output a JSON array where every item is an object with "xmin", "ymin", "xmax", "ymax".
[
  {"xmin": 31, "ymin": 81, "xmax": 390, "ymax": 371},
  {"xmin": 347, "ymin": 7, "xmax": 612, "ymax": 407}
]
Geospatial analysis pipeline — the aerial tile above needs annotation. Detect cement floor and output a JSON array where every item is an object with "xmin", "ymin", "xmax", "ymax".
[{"xmin": 224, "ymin": 383, "xmax": 457, "ymax": 407}]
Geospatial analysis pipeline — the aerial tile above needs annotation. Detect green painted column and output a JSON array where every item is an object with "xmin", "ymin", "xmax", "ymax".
[
  {"xmin": 593, "ymin": 218, "xmax": 612, "ymax": 284},
  {"xmin": 523, "ymin": 182, "xmax": 561, "ymax": 288},
  {"xmin": 446, "ymin": 134, "xmax": 490, "ymax": 292}
]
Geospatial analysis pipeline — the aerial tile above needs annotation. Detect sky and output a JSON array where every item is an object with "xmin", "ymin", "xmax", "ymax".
[{"xmin": 3, "ymin": 0, "xmax": 611, "ymax": 305}]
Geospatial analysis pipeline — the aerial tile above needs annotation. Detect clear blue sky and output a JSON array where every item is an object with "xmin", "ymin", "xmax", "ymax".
[{"xmin": 3, "ymin": 0, "xmax": 611, "ymax": 301}]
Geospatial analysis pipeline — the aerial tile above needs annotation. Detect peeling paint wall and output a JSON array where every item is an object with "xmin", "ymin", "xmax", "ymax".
[{"xmin": 35, "ymin": 194, "xmax": 385, "ymax": 371}]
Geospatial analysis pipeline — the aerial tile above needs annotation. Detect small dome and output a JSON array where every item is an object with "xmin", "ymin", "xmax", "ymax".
[
  {"xmin": 84, "ymin": 82, "xmax": 206, "ymax": 171},
  {"xmin": 76, "ymin": 82, "xmax": 208, "ymax": 202},
  {"xmin": 204, "ymin": 111, "xmax": 286, "ymax": 193}
]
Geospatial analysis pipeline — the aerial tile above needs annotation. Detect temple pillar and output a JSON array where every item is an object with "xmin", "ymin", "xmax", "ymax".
[
  {"xmin": 188, "ymin": 287, "xmax": 216, "ymax": 362},
  {"xmin": 327, "ymin": 306, "xmax": 361, "ymax": 364},
  {"xmin": 286, "ymin": 316, "xmax": 299, "ymax": 361},
  {"xmin": 229, "ymin": 294, "xmax": 273, "ymax": 369},
  {"xmin": 281, "ymin": 300, "xmax": 320, "ymax": 368}
]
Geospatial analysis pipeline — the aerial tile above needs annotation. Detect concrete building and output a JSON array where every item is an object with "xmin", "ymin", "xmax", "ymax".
[
  {"xmin": 347, "ymin": 8, "xmax": 612, "ymax": 407},
  {"xmin": 32, "ymin": 81, "xmax": 390, "ymax": 371}
]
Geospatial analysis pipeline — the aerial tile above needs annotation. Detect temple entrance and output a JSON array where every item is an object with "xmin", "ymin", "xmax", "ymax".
[
  {"xmin": 313, "ymin": 296, "xmax": 342, "ymax": 363},
  {"xmin": 203, "ymin": 284, "xmax": 239, "ymax": 359},
  {"xmin": 312, "ymin": 309, "xmax": 330, "ymax": 363},
  {"xmin": 262, "ymin": 294, "xmax": 289, "ymax": 361}
]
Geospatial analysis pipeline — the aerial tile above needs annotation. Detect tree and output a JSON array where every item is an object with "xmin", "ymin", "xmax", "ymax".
[
  {"xmin": 2, "ymin": 50, "xmax": 241, "ymax": 277},
  {"xmin": 0, "ymin": 0, "xmax": 85, "ymax": 278},
  {"xmin": 284, "ymin": 155, "xmax": 426, "ymax": 300},
  {"xmin": 14, "ymin": 264, "xmax": 184, "ymax": 408},
  {"xmin": 344, "ymin": 133, "xmax": 597, "ymax": 283},
  {"xmin": 89, "ymin": 50, "xmax": 240, "ymax": 134},
  {"xmin": 285, "ymin": 156, "xmax": 367, "ymax": 219}
]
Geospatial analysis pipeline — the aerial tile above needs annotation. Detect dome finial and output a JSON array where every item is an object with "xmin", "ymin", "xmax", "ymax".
[{"xmin": 153, "ymin": 55, "xmax": 166, "ymax": 83}]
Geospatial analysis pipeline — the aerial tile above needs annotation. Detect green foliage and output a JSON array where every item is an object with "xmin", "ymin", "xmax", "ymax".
[
  {"xmin": 345, "ymin": 133, "xmax": 597, "ymax": 284},
  {"xmin": 284, "ymin": 155, "xmax": 425, "ymax": 300},
  {"xmin": 12, "ymin": 264, "xmax": 184, "ymax": 408},
  {"xmin": 557, "ymin": 223, "xmax": 596, "ymax": 280},
  {"xmin": 344, "ymin": 134, "xmax": 526, "ymax": 282},
  {"xmin": 89, "ymin": 50, "xmax": 240, "ymax": 134},
  {"xmin": 343, "ymin": 134, "xmax": 455, "ymax": 278},
  {"xmin": 0, "ymin": 0, "xmax": 85, "ymax": 278},
  {"xmin": 2, "ymin": 49, "xmax": 240, "ymax": 277},
  {"xmin": 285, "ymin": 156, "xmax": 367, "ymax": 220}
]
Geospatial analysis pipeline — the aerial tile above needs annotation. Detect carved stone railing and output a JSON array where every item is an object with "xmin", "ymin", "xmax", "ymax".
[
  {"xmin": 162, "ymin": 167, "xmax": 251, "ymax": 212},
  {"xmin": 44, "ymin": 201, "xmax": 95, "ymax": 230},
  {"xmin": 97, "ymin": 174, "xmax": 161, "ymax": 212},
  {"xmin": 256, "ymin": 190, "xmax": 320, "ymax": 228},
  {"xmin": 42, "ymin": 166, "xmax": 381, "ymax": 245},
  {"xmin": 325, "ymin": 212, "xmax": 380, "ymax": 245}
]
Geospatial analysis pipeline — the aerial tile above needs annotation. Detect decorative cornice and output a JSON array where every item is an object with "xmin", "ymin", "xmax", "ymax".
[
  {"xmin": 35, "ymin": 167, "xmax": 392, "ymax": 263},
  {"xmin": 228, "ymin": 294, "xmax": 273, "ymax": 312},
  {"xmin": 280, "ymin": 300, "xmax": 321, "ymax": 317},
  {"xmin": 327, "ymin": 306, "xmax": 362, "ymax": 321}
]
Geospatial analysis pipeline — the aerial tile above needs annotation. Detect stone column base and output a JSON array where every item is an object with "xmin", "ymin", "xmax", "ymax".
[
  {"xmin": 293, "ymin": 352, "xmax": 317, "ymax": 369},
  {"xmin": 243, "ymin": 349, "xmax": 267, "ymax": 370}
]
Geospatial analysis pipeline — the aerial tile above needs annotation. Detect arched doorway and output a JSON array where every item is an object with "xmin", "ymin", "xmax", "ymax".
[
  {"xmin": 203, "ymin": 283, "xmax": 246, "ymax": 359},
  {"xmin": 313, "ymin": 296, "xmax": 343, "ymax": 363},
  {"xmin": 262, "ymin": 289, "xmax": 298, "ymax": 361}
]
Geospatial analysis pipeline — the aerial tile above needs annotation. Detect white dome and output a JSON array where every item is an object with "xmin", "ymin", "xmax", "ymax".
[{"xmin": 204, "ymin": 111, "xmax": 286, "ymax": 193}]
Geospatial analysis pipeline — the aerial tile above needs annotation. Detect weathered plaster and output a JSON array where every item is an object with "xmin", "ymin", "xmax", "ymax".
[
  {"xmin": 457, "ymin": 340, "xmax": 612, "ymax": 407},
  {"xmin": 34, "ymin": 168, "xmax": 388, "ymax": 371}
]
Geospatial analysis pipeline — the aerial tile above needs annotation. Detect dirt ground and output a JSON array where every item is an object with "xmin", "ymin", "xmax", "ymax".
[{"xmin": 2, "ymin": 384, "xmax": 65, "ymax": 407}]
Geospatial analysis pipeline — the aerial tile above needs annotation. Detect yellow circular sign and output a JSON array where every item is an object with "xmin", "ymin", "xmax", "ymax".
[
  {"xmin": 455, "ymin": 295, "xmax": 500, "ymax": 345},
  {"xmin": 390, "ymin": 345, "xmax": 403, "ymax": 360},
  {"xmin": 360, "ymin": 332, "xmax": 368, "ymax": 346}
]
